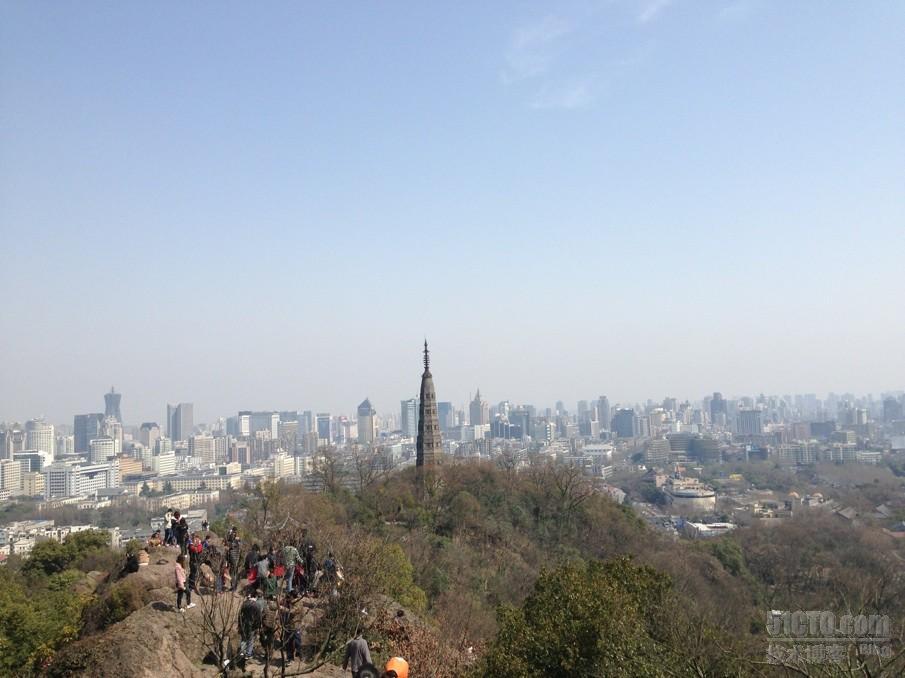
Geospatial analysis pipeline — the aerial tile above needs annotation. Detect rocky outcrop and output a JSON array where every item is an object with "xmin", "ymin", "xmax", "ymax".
[{"xmin": 47, "ymin": 546, "xmax": 346, "ymax": 677}]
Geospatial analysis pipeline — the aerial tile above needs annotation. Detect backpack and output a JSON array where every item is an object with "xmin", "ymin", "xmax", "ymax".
[{"xmin": 262, "ymin": 601, "xmax": 279, "ymax": 630}]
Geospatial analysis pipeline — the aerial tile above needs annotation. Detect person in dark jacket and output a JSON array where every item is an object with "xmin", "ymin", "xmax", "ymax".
[
  {"xmin": 172, "ymin": 511, "xmax": 189, "ymax": 556},
  {"xmin": 238, "ymin": 593, "xmax": 263, "ymax": 659},
  {"xmin": 244, "ymin": 543, "xmax": 260, "ymax": 590},
  {"xmin": 343, "ymin": 634, "xmax": 373, "ymax": 677},
  {"xmin": 228, "ymin": 536, "xmax": 243, "ymax": 591}
]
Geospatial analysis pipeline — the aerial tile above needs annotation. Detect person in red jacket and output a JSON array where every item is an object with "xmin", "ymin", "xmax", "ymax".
[{"xmin": 187, "ymin": 533, "xmax": 204, "ymax": 594}]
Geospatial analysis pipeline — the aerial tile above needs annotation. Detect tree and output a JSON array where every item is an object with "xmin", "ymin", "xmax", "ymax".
[
  {"xmin": 163, "ymin": 480, "xmax": 174, "ymax": 495},
  {"xmin": 139, "ymin": 482, "xmax": 151, "ymax": 497},
  {"xmin": 481, "ymin": 558, "xmax": 684, "ymax": 677}
]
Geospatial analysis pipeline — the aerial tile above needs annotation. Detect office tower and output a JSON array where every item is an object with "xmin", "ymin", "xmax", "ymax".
[
  {"xmin": 437, "ymin": 402, "xmax": 454, "ymax": 432},
  {"xmin": 89, "ymin": 436, "xmax": 116, "ymax": 464},
  {"xmin": 737, "ymin": 409, "xmax": 764, "ymax": 436},
  {"xmin": 166, "ymin": 402, "xmax": 194, "ymax": 442},
  {"xmin": 316, "ymin": 413, "xmax": 332, "ymax": 444},
  {"xmin": 139, "ymin": 422, "xmax": 160, "ymax": 451},
  {"xmin": 645, "ymin": 438, "xmax": 671, "ymax": 467},
  {"xmin": 400, "ymin": 398, "xmax": 418, "ymax": 438},
  {"xmin": 612, "ymin": 408, "xmax": 636, "ymax": 438},
  {"xmin": 469, "ymin": 389, "xmax": 489, "ymax": 426},
  {"xmin": 239, "ymin": 411, "xmax": 280, "ymax": 439},
  {"xmin": 0, "ymin": 459, "xmax": 22, "ymax": 494},
  {"xmin": 357, "ymin": 398, "xmax": 378, "ymax": 445},
  {"xmin": 299, "ymin": 411, "xmax": 315, "ymax": 435},
  {"xmin": 189, "ymin": 434, "xmax": 216, "ymax": 464},
  {"xmin": 710, "ymin": 392, "xmax": 726, "ymax": 426},
  {"xmin": 597, "ymin": 396, "xmax": 611, "ymax": 431},
  {"xmin": 104, "ymin": 386, "xmax": 122, "ymax": 422},
  {"xmin": 55, "ymin": 434, "xmax": 74, "ymax": 456},
  {"xmin": 25, "ymin": 419, "xmax": 55, "ymax": 461},
  {"xmin": 73, "ymin": 413, "xmax": 104, "ymax": 454},
  {"xmin": 416, "ymin": 341, "xmax": 441, "ymax": 469},
  {"xmin": 43, "ymin": 460, "xmax": 118, "ymax": 499},
  {"xmin": 103, "ymin": 417, "xmax": 122, "ymax": 454}
]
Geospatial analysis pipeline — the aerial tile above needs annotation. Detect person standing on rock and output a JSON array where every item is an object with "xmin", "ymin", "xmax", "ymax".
[
  {"xmin": 282, "ymin": 542, "xmax": 300, "ymax": 594},
  {"xmin": 228, "ymin": 536, "xmax": 243, "ymax": 591},
  {"xmin": 172, "ymin": 511, "xmax": 189, "ymax": 556},
  {"xmin": 188, "ymin": 533, "xmax": 204, "ymax": 595},
  {"xmin": 175, "ymin": 554, "xmax": 195, "ymax": 611},
  {"xmin": 239, "ymin": 592, "xmax": 263, "ymax": 660},
  {"xmin": 244, "ymin": 543, "xmax": 260, "ymax": 590}
]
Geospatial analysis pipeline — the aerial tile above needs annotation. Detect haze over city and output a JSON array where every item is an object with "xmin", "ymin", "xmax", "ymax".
[{"xmin": 2, "ymin": 1, "xmax": 903, "ymax": 424}]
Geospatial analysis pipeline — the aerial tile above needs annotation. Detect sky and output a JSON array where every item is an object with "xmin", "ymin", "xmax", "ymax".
[{"xmin": 1, "ymin": 1, "xmax": 904, "ymax": 426}]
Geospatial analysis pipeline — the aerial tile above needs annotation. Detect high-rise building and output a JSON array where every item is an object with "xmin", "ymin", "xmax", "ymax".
[
  {"xmin": 316, "ymin": 414, "xmax": 332, "ymax": 444},
  {"xmin": 598, "ymin": 397, "xmax": 611, "ymax": 432},
  {"xmin": 0, "ymin": 459, "xmax": 22, "ymax": 494},
  {"xmin": 139, "ymin": 422, "xmax": 160, "ymax": 451},
  {"xmin": 89, "ymin": 436, "xmax": 117, "ymax": 464},
  {"xmin": 239, "ymin": 411, "xmax": 280, "ymax": 439},
  {"xmin": 469, "ymin": 389, "xmax": 489, "ymax": 426},
  {"xmin": 737, "ymin": 409, "xmax": 764, "ymax": 436},
  {"xmin": 416, "ymin": 342, "xmax": 441, "ymax": 469},
  {"xmin": 166, "ymin": 403, "xmax": 194, "ymax": 442},
  {"xmin": 299, "ymin": 411, "xmax": 315, "ymax": 435},
  {"xmin": 189, "ymin": 434, "xmax": 216, "ymax": 464},
  {"xmin": 400, "ymin": 399, "xmax": 418, "ymax": 438},
  {"xmin": 612, "ymin": 408, "xmax": 636, "ymax": 438},
  {"xmin": 73, "ymin": 413, "xmax": 104, "ymax": 454},
  {"xmin": 710, "ymin": 392, "xmax": 726, "ymax": 427},
  {"xmin": 25, "ymin": 419, "xmax": 55, "ymax": 461},
  {"xmin": 357, "ymin": 399, "xmax": 378, "ymax": 445},
  {"xmin": 43, "ymin": 460, "xmax": 118, "ymax": 499},
  {"xmin": 437, "ymin": 402, "xmax": 454, "ymax": 432},
  {"xmin": 104, "ymin": 386, "xmax": 122, "ymax": 422}
]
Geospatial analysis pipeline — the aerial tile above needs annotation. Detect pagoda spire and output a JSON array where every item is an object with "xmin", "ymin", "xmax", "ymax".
[{"xmin": 416, "ymin": 339, "xmax": 441, "ymax": 473}]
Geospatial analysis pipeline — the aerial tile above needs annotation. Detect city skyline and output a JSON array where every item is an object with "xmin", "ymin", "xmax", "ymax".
[
  {"xmin": 2, "ymin": 2, "xmax": 903, "ymax": 425},
  {"xmin": 2, "ymin": 372, "xmax": 903, "ymax": 429}
]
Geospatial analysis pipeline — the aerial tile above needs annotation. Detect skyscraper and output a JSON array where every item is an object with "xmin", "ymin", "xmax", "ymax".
[
  {"xmin": 104, "ymin": 386, "xmax": 122, "ymax": 422},
  {"xmin": 416, "ymin": 341, "xmax": 441, "ymax": 469},
  {"xmin": 737, "ymin": 409, "xmax": 764, "ymax": 436},
  {"xmin": 400, "ymin": 398, "xmax": 418, "ymax": 438},
  {"xmin": 437, "ymin": 402, "xmax": 454, "ymax": 432},
  {"xmin": 139, "ymin": 422, "xmax": 160, "ymax": 451},
  {"xmin": 469, "ymin": 389, "xmax": 489, "ymax": 426},
  {"xmin": 166, "ymin": 403, "xmax": 194, "ymax": 442},
  {"xmin": 598, "ymin": 396, "xmax": 611, "ymax": 431},
  {"xmin": 25, "ymin": 419, "xmax": 55, "ymax": 460},
  {"xmin": 357, "ymin": 398, "xmax": 377, "ymax": 445},
  {"xmin": 74, "ymin": 413, "xmax": 104, "ymax": 454}
]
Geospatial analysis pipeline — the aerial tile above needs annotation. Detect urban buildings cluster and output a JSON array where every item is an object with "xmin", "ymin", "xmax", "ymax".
[{"xmin": 2, "ymin": 362, "xmax": 904, "ymax": 525}]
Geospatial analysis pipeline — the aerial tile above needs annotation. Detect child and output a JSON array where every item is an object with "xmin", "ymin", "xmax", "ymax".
[{"xmin": 175, "ymin": 554, "xmax": 195, "ymax": 611}]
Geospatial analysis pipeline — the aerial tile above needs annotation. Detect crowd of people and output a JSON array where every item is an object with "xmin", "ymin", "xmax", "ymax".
[{"xmin": 146, "ymin": 514, "xmax": 406, "ymax": 675}]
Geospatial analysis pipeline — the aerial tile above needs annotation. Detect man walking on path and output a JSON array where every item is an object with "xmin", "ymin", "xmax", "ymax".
[{"xmin": 343, "ymin": 634, "xmax": 372, "ymax": 677}]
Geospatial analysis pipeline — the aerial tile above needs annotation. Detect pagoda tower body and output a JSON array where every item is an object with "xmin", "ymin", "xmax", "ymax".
[{"xmin": 416, "ymin": 341, "xmax": 441, "ymax": 469}]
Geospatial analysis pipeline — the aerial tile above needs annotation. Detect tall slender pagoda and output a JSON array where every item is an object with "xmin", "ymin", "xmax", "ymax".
[{"xmin": 416, "ymin": 340, "xmax": 441, "ymax": 470}]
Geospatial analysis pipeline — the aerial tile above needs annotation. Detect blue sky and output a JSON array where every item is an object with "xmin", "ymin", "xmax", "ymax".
[{"xmin": 1, "ymin": 1, "xmax": 903, "ymax": 425}]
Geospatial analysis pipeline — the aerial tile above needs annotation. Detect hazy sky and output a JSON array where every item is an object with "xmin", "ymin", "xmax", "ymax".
[{"xmin": 1, "ymin": 1, "xmax": 903, "ymax": 425}]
